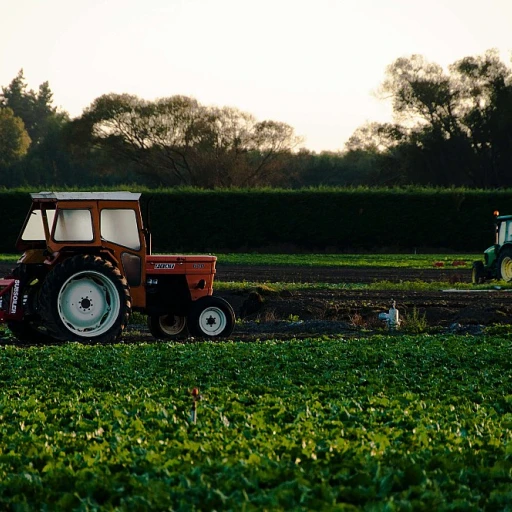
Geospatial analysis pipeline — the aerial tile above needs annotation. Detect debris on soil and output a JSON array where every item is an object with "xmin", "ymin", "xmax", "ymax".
[{"xmin": 216, "ymin": 265, "xmax": 512, "ymax": 336}]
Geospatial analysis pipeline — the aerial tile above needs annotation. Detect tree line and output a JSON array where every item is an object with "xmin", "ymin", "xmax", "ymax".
[{"xmin": 1, "ymin": 49, "xmax": 511, "ymax": 189}]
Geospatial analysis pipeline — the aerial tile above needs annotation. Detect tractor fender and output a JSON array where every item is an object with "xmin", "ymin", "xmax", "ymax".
[{"xmin": 44, "ymin": 249, "xmax": 120, "ymax": 270}]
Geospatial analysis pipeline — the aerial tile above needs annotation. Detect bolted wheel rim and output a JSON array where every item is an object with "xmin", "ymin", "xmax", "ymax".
[
  {"xmin": 501, "ymin": 257, "xmax": 512, "ymax": 281},
  {"xmin": 57, "ymin": 270, "xmax": 120, "ymax": 337},
  {"xmin": 159, "ymin": 315, "xmax": 186, "ymax": 336},
  {"xmin": 197, "ymin": 306, "xmax": 227, "ymax": 336}
]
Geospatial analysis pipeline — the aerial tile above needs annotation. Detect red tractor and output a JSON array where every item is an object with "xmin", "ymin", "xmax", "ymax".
[{"xmin": 0, "ymin": 192, "xmax": 235, "ymax": 343}]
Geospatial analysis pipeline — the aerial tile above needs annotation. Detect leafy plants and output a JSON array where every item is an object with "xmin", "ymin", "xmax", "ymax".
[
  {"xmin": 216, "ymin": 253, "xmax": 477, "ymax": 269},
  {"xmin": 403, "ymin": 306, "xmax": 429, "ymax": 333},
  {"xmin": 216, "ymin": 278, "xmax": 505, "ymax": 293},
  {"xmin": 0, "ymin": 334, "xmax": 510, "ymax": 509}
]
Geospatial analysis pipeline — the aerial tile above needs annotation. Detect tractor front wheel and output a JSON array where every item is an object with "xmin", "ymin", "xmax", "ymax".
[
  {"xmin": 187, "ymin": 296, "xmax": 235, "ymax": 338},
  {"xmin": 498, "ymin": 249, "xmax": 512, "ymax": 281},
  {"xmin": 39, "ymin": 255, "xmax": 131, "ymax": 343},
  {"xmin": 471, "ymin": 261, "xmax": 486, "ymax": 284},
  {"xmin": 148, "ymin": 314, "xmax": 188, "ymax": 340}
]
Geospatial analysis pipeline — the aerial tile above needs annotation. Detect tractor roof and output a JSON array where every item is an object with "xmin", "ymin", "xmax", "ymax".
[
  {"xmin": 497, "ymin": 215, "xmax": 512, "ymax": 221},
  {"xmin": 30, "ymin": 191, "xmax": 141, "ymax": 202}
]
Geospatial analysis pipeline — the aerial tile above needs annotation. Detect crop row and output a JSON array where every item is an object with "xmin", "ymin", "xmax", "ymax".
[
  {"xmin": 0, "ymin": 252, "xmax": 478, "ymax": 269},
  {"xmin": 0, "ymin": 334, "xmax": 511, "ymax": 510}
]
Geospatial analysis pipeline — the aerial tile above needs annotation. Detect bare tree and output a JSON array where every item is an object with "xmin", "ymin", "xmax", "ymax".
[{"xmin": 77, "ymin": 94, "xmax": 302, "ymax": 187}]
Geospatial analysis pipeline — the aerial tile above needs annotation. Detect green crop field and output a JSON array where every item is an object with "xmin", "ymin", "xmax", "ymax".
[
  {"xmin": 0, "ymin": 253, "xmax": 478, "ymax": 269},
  {"xmin": 0, "ymin": 334, "xmax": 510, "ymax": 510},
  {"xmin": 215, "ymin": 279, "xmax": 506, "ymax": 293},
  {"xmin": 217, "ymin": 253, "xmax": 478, "ymax": 269},
  {"xmin": 0, "ymin": 254, "xmax": 17, "ymax": 263}
]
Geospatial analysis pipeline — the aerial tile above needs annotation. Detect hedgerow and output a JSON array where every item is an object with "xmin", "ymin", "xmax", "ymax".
[{"xmin": 0, "ymin": 186, "xmax": 510, "ymax": 252}]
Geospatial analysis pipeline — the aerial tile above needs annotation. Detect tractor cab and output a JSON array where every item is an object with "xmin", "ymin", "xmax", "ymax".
[
  {"xmin": 496, "ymin": 215, "xmax": 512, "ymax": 246},
  {"xmin": 473, "ymin": 211, "xmax": 512, "ymax": 283}
]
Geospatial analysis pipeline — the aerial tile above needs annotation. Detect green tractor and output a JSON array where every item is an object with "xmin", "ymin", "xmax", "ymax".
[{"xmin": 472, "ymin": 210, "xmax": 512, "ymax": 283}]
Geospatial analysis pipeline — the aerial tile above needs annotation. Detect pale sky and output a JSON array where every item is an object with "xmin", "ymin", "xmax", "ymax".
[{"xmin": 1, "ymin": 0, "xmax": 511, "ymax": 152}]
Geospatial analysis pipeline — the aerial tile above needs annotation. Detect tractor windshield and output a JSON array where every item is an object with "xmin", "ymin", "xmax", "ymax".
[
  {"xmin": 498, "ymin": 220, "xmax": 512, "ymax": 245},
  {"xmin": 21, "ymin": 208, "xmax": 56, "ymax": 241},
  {"xmin": 53, "ymin": 209, "xmax": 94, "ymax": 242}
]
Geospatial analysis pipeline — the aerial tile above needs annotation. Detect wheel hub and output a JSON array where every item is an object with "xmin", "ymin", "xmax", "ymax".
[
  {"xmin": 78, "ymin": 297, "xmax": 93, "ymax": 312},
  {"xmin": 159, "ymin": 314, "xmax": 186, "ymax": 336},
  {"xmin": 198, "ymin": 307, "xmax": 226, "ymax": 335}
]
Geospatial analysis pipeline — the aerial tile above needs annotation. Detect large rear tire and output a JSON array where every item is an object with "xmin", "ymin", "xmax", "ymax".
[
  {"xmin": 187, "ymin": 296, "xmax": 235, "ymax": 338},
  {"xmin": 39, "ymin": 255, "xmax": 131, "ymax": 343},
  {"xmin": 498, "ymin": 248, "xmax": 512, "ymax": 282},
  {"xmin": 148, "ymin": 314, "xmax": 188, "ymax": 340}
]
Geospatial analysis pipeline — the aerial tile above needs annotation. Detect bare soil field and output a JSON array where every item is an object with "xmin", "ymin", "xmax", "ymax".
[{"xmin": 215, "ymin": 264, "xmax": 512, "ymax": 337}]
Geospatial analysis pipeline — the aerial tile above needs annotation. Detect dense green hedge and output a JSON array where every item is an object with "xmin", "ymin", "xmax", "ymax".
[
  {"xmin": 0, "ymin": 188, "xmax": 509, "ymax": 253},
  {"xmin": 140, "ymin": 188, "xmax": 509, "ymax": 253}
]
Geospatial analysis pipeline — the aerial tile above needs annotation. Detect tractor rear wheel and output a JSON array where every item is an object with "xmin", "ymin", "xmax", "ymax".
[
  {"xmin": 187, "ymin": 296, "xmax": 235, "ymax": 338},
  {"xmin": 471, "ymin": 261, "xmax": 486, "ymax": 284},
  {"xmin": 39, "ymin": 255, "xmax": 131, "ymax": 343},
  {"xmin": 498, "ymin": 249, "xmax": 512, "ymax": 281},
  {"xmin": 148, "ymin": 314, "xmax": 188, "ymax": 340}
]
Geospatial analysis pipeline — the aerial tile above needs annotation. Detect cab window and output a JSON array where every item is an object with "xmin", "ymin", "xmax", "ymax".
[
  {"xmin": 21, "ymin": 209, "xmax": 56, "ymax": 241},
  {"xmin": 100, "ymin": 209, "xmax": 141, "ymax": 250},
  {"xmin": 54, "ymin": 209, "xmax": 94, "ymax": 242},
  {"xmin": 498, "ymin": 221, "xmax": 512, "ymax": 245}
]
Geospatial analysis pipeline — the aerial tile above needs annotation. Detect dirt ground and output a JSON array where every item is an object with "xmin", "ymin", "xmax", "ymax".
[
  {"xmin": 2, "ymin": 262, "xmax": 512, "ymax": 342},
  {"xmin": 214, "ymin": 264, "xmax": 512, "ymax": 338}
]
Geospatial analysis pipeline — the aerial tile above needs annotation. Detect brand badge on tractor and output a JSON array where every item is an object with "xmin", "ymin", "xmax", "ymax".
[
  {"xmin": 10, "ymin": 280, "xmax": 20, "ymax": 314},
  {"xmin": 155, "ymin": 263, "xmax": 175, "ymax": 269}
]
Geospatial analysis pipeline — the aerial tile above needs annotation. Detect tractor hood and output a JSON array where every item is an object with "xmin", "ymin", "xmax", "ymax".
[{"xmin": 484, "ymin": 244, "xmax": 498, "ymax": 268}]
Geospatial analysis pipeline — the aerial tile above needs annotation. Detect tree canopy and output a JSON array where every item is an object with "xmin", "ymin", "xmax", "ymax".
[
  {"xmin": 0, "ymin": 69, "xmax": 71, "ymax": 186},
  {"xmin": 0, "ymin": 108, "xmax": 31, "ymax": 167},
  {"xmin": 0, "ymin": 69, "xmax": 64, "ymax": 146},
  {"xmin": 72, "ymin": 93, "xmax": 302, "ymax": 187},
  {"xmin": 348, "ymin": 50, "xmax": 512, "ymax": 187},
  {"xmin": 0, "ymin": 50, "xmax": 511, "ymax": 189}
]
